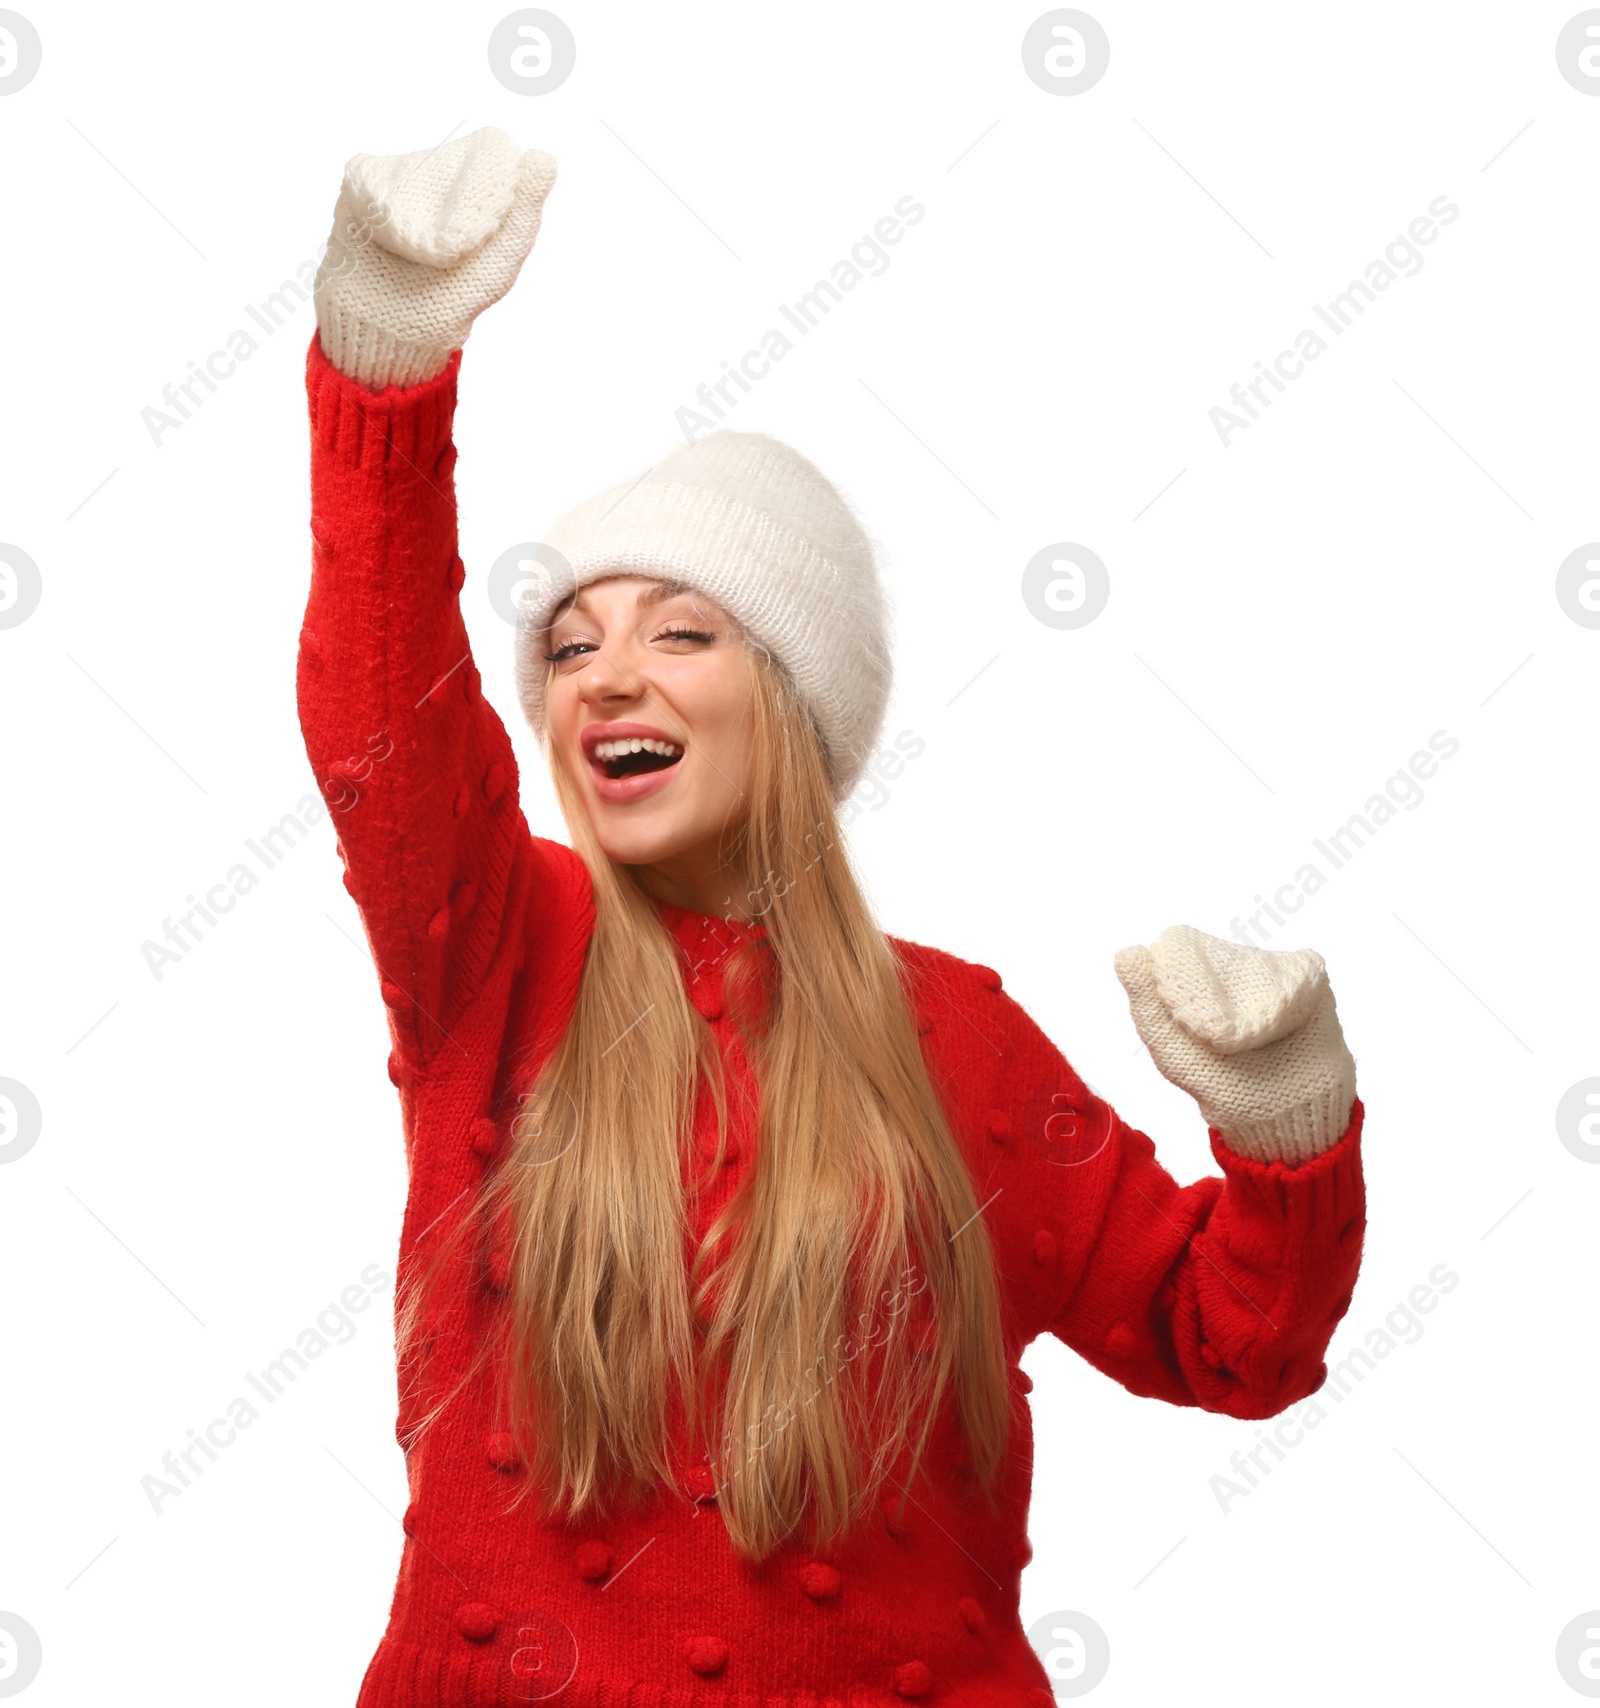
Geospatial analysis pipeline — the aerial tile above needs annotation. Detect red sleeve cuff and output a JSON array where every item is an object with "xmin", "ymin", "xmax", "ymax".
[
  {"xmin": 1206, "ymin": 1097, "xmax": 1366, "ymax": 1253},
  {"xmin": 305, "ymin": 332, "xmax": 463, "ymax": 473}
]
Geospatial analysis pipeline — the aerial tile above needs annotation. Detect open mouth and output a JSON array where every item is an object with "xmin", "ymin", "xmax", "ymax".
[{"xmin": 590, "ymin": 736, "xmax": 684, "ymax": 782}]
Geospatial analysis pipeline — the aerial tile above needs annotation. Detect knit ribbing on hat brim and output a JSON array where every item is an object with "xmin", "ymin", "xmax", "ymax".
[{"xmin": 514, "ymin": 480, "xmax": 892, "ymax": 803}]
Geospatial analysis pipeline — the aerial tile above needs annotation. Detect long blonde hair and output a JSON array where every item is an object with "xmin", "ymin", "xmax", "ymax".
[{"xmin": 403, "ymin": 641, "xmax": 1014, "ymax": 1562}]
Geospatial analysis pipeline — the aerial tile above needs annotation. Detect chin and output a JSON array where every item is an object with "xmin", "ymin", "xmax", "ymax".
[
  {"xmin": 594, "ymin": 824, "xmax": 684, "ymax": 867},
  {"xmin": 566, "ymin": 746, "xmax": 746, "ymax": 872},
  {"xmin": 587, "ymin": 803, "xmax": 702, "ymax": 868}
]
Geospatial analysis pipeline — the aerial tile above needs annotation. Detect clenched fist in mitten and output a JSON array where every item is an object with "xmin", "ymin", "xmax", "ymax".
[
  {"xmin": 1114, "ymin": 925, "xmax": 1357, "ymax": 1167},
  {"xmin": 314, "ymin": 126, "xmax": 557, "ymax": 391}
]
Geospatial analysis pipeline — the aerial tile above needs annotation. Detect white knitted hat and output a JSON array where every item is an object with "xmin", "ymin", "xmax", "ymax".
[{"xmin": 514, "ymin": 431, "xmax": 893, "ymax": 801}]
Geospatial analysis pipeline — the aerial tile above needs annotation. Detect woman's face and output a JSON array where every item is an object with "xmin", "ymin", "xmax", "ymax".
[{"xmin": 544, "ymin": 575, "xmax": 756, "ymax": 878}]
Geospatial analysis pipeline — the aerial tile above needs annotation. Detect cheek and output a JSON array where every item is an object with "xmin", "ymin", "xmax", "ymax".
[
  {"xmin": 545, "ymin": 677, "xmax": 576, "ymax": 739},
  {"xmin": 689, "ymin": 668, "xmax": 757, "ymax": 769}
]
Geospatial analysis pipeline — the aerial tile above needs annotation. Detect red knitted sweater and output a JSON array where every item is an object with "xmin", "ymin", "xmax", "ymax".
[{"xmin": 297, "ymin": 333, "xmax": 1366, "ymax": 1708}]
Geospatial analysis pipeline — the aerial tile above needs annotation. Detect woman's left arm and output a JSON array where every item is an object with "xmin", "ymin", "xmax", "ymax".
[{"xmin": 1035, "ymin": 925, "xmax": 1365, "ymax": 1419}]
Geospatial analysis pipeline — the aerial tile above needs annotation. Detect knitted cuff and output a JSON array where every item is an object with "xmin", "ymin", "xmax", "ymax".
[
  {"xmin": 316, "ymin": 302, "xmax": 458, "ymax": 392},
  {"xmin": 304, "ymin": 334, "xmax": 462, "ymax": 480},
  {"xmin": 1210, "ymin": 1075, "xmax": 1357, "ymax": 1168}
]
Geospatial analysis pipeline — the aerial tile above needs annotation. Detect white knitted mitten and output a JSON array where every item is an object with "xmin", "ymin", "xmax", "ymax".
[
  {"xmin": 314, "ymin": 126, "xmax": 557, "ymax": 390},
  {"xmin": 1114, "ymin": 925, "xmax": 1357, "ymax": 1167}
]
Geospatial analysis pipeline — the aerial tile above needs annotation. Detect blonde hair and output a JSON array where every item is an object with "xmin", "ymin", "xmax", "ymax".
[{"xmin": 400, "ymin": 639, "xmax": 1014, "ymax": 1563}]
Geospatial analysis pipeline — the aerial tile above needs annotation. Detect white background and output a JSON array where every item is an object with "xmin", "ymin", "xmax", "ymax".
[{"xmin": 2, "ymin": 2, "xmax": 1596, "ymax": 1702}]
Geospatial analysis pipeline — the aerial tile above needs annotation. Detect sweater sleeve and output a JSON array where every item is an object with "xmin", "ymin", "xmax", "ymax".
[
  {"xmin": 1042, "ymin": 1078, "xmax": 1366, "ymax": 1420},
  {"xmin": 296, "ymin": 331, "xmax": 562, "ymax": 1071}
]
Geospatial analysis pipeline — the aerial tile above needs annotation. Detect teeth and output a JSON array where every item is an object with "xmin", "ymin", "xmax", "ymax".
[{"xmin": 592, "ymin": 737, "xmax": 683, "ymax": 760}]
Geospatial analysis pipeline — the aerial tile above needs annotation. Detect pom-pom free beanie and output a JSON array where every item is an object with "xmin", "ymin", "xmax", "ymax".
[{"xmin": 513, "ymin": 431, "xmax": 893, "ymax": 802}]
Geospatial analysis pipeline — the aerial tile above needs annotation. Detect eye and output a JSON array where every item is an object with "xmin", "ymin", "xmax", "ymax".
[
  {"xmin": 542, "ymin": 638, "xmax": 595, "ymax": 663},
  {"xmin": 542, "ymin": 621, "xmax": 716, "ymax": 664}
]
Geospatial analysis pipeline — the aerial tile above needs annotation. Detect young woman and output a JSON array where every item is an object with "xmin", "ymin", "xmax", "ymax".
[{"xmin": 300, "ymin": 128, "xmax": 1366, "ymax": 1707}]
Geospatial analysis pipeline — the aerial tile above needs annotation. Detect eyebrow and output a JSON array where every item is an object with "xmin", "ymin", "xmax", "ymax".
[{"xmin": 555, "ymin": 579, "xmax": 697, "ymax": 619}]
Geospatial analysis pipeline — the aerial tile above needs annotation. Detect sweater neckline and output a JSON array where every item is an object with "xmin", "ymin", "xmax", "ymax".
[{"xmin": 651, "ymin": 894, "xmax": 769, "ymax": 951}]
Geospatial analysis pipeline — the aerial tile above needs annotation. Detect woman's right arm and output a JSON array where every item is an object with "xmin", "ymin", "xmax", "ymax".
[{"xmin": 297, "ymin": 131, "xmax": 580, "ymax": 1075}]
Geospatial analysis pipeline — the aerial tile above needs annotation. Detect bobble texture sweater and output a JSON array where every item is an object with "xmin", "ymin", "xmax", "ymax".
[{"xmin": 297, "ymin": 333, "xmax": 1367, "ymax": 1708}]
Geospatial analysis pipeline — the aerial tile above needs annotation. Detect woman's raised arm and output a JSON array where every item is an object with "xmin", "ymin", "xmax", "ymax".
[
  {"xmin": 297, "ymin": 130, "xmax": 571, "ymax": 1075},
  {"xmin": 1039, "ymin": 926, "xmax": 1365, "ymax": 1415}
]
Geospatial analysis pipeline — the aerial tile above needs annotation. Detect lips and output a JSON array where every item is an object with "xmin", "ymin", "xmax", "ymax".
[{"xmin": 580, "ymin": 720, "xmax": 685, "ymax": 804}]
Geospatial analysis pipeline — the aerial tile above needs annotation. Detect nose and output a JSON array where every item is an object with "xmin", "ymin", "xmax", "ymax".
[{"xmin": 575, "ymin": 634, "xmax": 648, "ymax": 711}]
